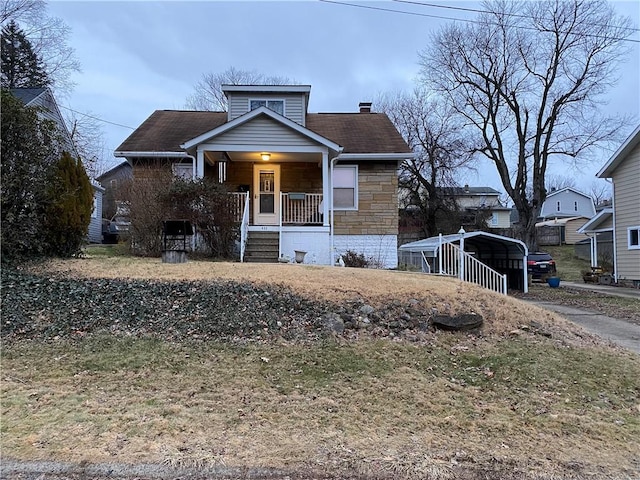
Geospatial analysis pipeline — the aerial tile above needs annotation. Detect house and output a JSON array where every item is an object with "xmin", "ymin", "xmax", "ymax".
[
  {"xmin": 438, "ymin": 186, "xmax": 512, "ymax": 229},
  {"xmin": 535, "ymin": 216, "xmax": 590, "ymax": 246},
  {"xmin": 580, "ymin": 126, "xmax": 640, "ymax": 285},
  {"xmin": 539, "ymin": 187, "xmax": 596, "ymax": 220},
  {"xmin": 10, "ymin": 87, "xmax": 103, "ymax": 243},
  {"xmin": 114, "ymin": 85, "xmax": 413, "ymax": 267},
  {"xmin": 96, "ymin": 161, "xmax": 132, "ymax": 219}
]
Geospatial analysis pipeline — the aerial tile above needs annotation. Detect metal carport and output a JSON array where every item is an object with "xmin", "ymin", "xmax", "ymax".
[{"xmin": 398, "ymin": 231, "xmax": 529, "ymax": 292}]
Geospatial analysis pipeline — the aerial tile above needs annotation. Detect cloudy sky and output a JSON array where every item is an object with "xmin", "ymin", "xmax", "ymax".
[{"xmin": 49, "ymin": 0, "xmax": 640, "ymax": 193}]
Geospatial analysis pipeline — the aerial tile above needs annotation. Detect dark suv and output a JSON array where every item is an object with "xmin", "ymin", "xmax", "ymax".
[{"xmin": 527, "ymin": 252, "xmax": 557, "ymax": 280}]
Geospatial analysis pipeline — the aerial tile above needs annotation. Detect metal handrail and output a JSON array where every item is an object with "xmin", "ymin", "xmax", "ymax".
[{"xmin": 239, "ymin": 193, "xmax": 249, "ymax": 262}]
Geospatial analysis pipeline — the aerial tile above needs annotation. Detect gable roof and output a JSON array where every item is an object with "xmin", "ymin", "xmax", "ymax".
[
  {"xmin": 181, "ymin": 106, "xmax": 341, "ymax": 151},
  {"xmin": 10, "ymin": 87, "xmax": 47, "ymax": 105},
  {"xmin": 115, "ymin": 110, "xmax": 412, "ymax": 156},
  {"xmin": 96, "ymin": 160, "xmax": 132, "ymax": 182},
  {"xmin": 577, "ymin": 208, "xmax": 613, "ymax": 233},
  {"xmin": 544, "ymin": 187, "xmax": 591, "ymax": 199},
  {"xmin": 597, "ymin": 125, "xmax": 640, "ymax": 178}
]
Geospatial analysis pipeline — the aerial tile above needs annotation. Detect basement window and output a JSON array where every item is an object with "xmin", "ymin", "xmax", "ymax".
[{"xmin": 629, "ymin": 226, "xmax": 640, "ymax": 250}]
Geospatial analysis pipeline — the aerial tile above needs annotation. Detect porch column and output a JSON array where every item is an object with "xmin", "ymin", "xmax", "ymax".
[
  {"xmin": 591, "ymin": 234, "xmax": 598, "ymax": 268},
  {"xmin": 196, "ymin": 148, "xmax": 205, "ymax": 179},
  {"xmin": 322, "ymin": 151, "xmax": 330, "ymax": 226}
]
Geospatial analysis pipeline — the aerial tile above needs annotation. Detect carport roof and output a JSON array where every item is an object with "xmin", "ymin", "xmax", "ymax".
[{"xmin": 399, "ymin": 231, "xmax": 528, "ymax": 258}]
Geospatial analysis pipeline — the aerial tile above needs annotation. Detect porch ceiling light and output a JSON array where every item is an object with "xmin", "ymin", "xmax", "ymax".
[{"xmin": 261, "ymin": 152, "xmax": 271, "ymax": 161}]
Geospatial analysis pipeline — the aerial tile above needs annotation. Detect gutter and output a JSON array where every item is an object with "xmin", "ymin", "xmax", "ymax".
[{"xmin": 114, "ymin": 151, "xmax": 189, "ymax": 158}]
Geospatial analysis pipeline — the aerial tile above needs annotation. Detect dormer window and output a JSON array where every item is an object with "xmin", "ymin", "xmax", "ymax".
[{"xmin": 250, "ymin": 99, "xmax": 284, "ymax": 115}]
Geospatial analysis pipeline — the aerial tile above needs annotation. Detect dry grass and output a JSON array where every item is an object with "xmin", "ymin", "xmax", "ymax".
[
  {"xmin": 28, "ymin": 256, "xmax": 594, "ymax": 342},
  {"xmin": 4, "ymin": 256, "xmax": 640, "ymax": 479}
]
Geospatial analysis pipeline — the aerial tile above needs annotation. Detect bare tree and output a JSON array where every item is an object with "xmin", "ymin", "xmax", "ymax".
[
  {"xmin": 1, "ymin": 0, "xmax": 80, "ymax": 94},
  {"xmin": 545, "ymin": 174, "xmax": 576, "ymax": 193},
  {"xmin": 377, "ymin": 88, "xmax": 475, "ymax": 236},
  {"xmin": 421, "ymin": 0, "xmax": 633, "ymax": 249},
  {"xmin": 66, "ymin": 110, "xmax": 108, "ymax": 179},
  {"xmin": 589, "ymin": 179, "xmax": 612, "ymax": 207},
  {"xmin": 186, "ymin": 66, "xmax": 296, "ymax": 111}
]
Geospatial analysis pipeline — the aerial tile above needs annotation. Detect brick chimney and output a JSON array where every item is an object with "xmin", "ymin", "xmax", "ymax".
[{"xmin": 359, "ymin": 102, "xmax": 372, "ymax": 113}]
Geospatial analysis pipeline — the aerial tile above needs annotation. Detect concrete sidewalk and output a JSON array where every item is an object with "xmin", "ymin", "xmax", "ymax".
[
  {"xmin": 560, "ymin": 281, "xmax": 640, "ymax": 299},
  {"xmin": 530, "ymin": 301, "xmax": 640, "ymax": 354}
]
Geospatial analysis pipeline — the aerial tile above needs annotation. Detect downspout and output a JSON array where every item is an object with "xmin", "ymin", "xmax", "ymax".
[
  {"xmin": 329, "ymin": 155, "xmax": 341, "ymax": 266},
  {"xmin": 605, "ymin": 178, "xmax": 617, "ymax": 282}
]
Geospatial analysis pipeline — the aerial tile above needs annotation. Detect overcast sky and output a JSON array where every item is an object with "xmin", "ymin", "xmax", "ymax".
[{"xmin": 50, "ymin": 0, "xmax": 640, "ymax": 194}]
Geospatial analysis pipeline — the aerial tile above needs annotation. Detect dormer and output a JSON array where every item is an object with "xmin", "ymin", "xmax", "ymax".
[{"xmin": 222, "ymin": 84, "xmax": 311, "ymax": 126}]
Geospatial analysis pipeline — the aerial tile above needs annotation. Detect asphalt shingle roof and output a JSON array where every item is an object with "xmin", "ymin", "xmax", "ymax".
[{"xmin": 115, "ymin": 110, "xmax": 411, "ymax": 155}]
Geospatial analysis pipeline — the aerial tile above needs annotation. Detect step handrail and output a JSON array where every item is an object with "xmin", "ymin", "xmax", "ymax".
[{"xmin": 239, "ymin": 192, "xmax": 250, "ymax": 262}]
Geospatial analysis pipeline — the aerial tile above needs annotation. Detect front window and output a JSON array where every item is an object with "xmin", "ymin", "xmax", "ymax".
[
  {"xmin": 629, "ymin": 226, "xmax": 640, "ymax": 250},
  {"xmin": 333, "ymin": 165, "xmax": 358, "ymax": 210},
  {"xmin": 250, "ymin": 99, "xmax": 284, "ymax": 115}
]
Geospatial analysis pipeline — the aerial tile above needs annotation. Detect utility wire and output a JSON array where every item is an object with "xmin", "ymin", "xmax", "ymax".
[
  {"xmin": 58, "ymin": 103, "xmax": 135, "ymax": 130},
  {"xmin": 393, "ymin": 0, "xmax": 640, "ymax": 33},
  {"xmin": 319, "ymin": 0, "xmax": 640, "ymax": 44}
]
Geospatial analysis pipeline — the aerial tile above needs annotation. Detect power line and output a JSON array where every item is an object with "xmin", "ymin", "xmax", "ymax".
[
  {"xmin": 58, "ymin": 103, "xmax": 135, "ymax": 130},
  {"xmin": 393, "ymin": 0, "xmax": 640, "ymax": 33},
  {"xmin": 319, "ymin": 0, "xmax": 640, "ymax": 44}
]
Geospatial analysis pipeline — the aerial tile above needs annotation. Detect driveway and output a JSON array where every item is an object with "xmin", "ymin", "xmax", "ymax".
[
  {"xmin": 528, "ymin": 282, "xmax": 640, "ymax": 354},
  {"xmin": 530, "ymin": 301, "xmax": 640, "ymax": 354}
]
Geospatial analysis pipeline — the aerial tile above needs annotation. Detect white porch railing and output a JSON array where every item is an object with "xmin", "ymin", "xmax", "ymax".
[
  {"xmin": 281, "ymin": 193, "xmax": 323, "ymax": 225},
  {"xmin": 239, "ymin": 192, "xmax": 250, "ymax": 262},
  {"xmin": 229, "ymin": 192, "xmax": 248, "ymax": 223},
  {"xmin": 439, "ymin": 241, "xmax": 508, "ymax": 295}
]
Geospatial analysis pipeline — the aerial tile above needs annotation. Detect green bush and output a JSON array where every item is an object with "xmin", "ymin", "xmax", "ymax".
[{"xmin": 44, "ymin": 152, "xmax": 93, "ymax": 257}]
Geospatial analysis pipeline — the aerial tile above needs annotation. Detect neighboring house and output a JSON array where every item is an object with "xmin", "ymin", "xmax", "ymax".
[
  {"xmin": 438, "ymin": 186, "xmax": 512, "ymax": 229},
  {"xmin": 535, "ymin": 216, "xmax": 590, "ymax": 246},
  {"xmin": 114, "ymin": 85, "xmax": 413, "ymax": 267},
  {"xmin": 10, "ymin": 87, "xmax": 102, "ymax": 243},
  {"xmin": 581, "ymin": 126, "xmax": 640, "ymax": 284},
  {"xmin": 539, "ymin": 187, "xmax": 596, "ymax": 220},
  {"xmin": 96, "ymin": 161, "xmax": 133, "ymax": 219}
]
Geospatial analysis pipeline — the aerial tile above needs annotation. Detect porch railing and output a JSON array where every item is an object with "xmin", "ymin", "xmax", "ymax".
[
  {"xmin": 438, "ymin": 240, "xmax": 508, "ymax": 295},
  {"xmin": 281, "ymin": 193, "xmax": 323, "ymax": 225},
  {"xmin": 230, "ymin": 192, "xmax": 248, "ymax": 223},
  {"xmin": 239, "ymin": 193, "xmax": 249, "ymax": 262}
]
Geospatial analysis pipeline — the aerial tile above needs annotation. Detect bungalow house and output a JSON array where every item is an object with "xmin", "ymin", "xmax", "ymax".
[
  {"xmin": 10, "ymin": 87, "xmax": 103, "ymax": 243},
  {"xmin": 96, "ymin": 160, "xmax": 132, "ymax": 219},
  {"xmin": 539, "ymin": 187, "xmax": 596, "ymax": 221},
  {"xmin": 114, "ymin": 85, "xmax": 413, "ymax": 267},
  {"xmin": 437, "ymin": 185, "xmax": 511, "ymax": 229},
  {"xmin": 579, "ymin": 126, "xmax": 640, "ymax": 285}
]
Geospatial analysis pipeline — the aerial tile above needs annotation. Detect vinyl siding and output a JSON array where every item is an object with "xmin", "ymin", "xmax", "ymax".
[
  {"xmin": 612, "ymin": 142, "xmax": 640, "ymax": 280},
  {"xmin": 88, "ymin": 188, "xmax": 103, "ymax": 243},
  {"xmin": 564, "ymin": 217, "xmax": 589, "ymax": 245},
  {"xmin": 540, "ymin": 190, "xmax": 595, "ymax": 219},
  {"xmin": 228, "ymin": 93, "xmax": 306, "ymax": 125},
  {"xmin": 212, "ymin": 117, "xmax": 318, "ymax": 147}
]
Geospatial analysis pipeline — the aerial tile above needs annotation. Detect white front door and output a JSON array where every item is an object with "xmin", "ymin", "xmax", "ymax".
[{"xmin": 253, "ymin": 164, "xmax": 280, "ymax": 225}]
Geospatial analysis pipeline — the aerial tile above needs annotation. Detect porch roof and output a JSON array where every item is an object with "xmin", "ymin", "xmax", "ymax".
[{"xmin": 115, "ymin": 110, "xmax": 412, "ymax": 156}]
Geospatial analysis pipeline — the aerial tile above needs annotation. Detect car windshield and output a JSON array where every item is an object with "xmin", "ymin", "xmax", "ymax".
[{"xmin": 529, "ymin": 253, "xmax": 552, "ymax": 261}]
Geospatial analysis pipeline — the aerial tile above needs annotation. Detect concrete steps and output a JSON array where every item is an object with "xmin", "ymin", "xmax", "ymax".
[{"xmin": 244, "ymin": 231, "xmax": 279, "ymax": 263}]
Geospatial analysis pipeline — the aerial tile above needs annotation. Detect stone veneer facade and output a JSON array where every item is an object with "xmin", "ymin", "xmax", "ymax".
[{"xmin": 333, "ymin": 161, "xmax": 398, "ymax": 236}]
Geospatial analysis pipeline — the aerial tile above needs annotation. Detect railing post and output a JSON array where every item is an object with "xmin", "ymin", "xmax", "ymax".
[
  {"xmin": 438, "ymin": 233, "xmax": 443, "ymax": 275},
  {"xmin": 458, "ymin": 227, "xmax": 466, "ymax": 281}
]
